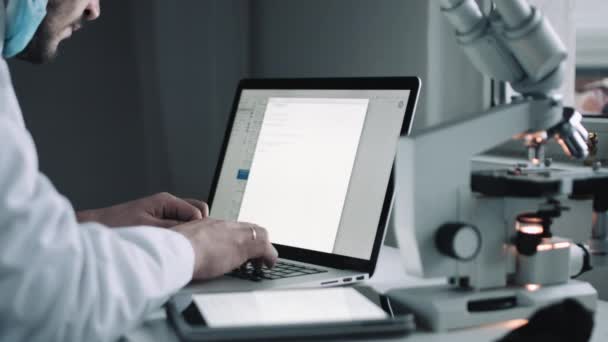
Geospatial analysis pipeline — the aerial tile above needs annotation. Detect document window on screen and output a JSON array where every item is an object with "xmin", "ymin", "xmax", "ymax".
[{"xmin": 238, "ymin": 98, "xmax": 368, "ymax": 253}]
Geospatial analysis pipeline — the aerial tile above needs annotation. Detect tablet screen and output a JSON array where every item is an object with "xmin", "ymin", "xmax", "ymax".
[{"xmin": 188, "ymin": 288, "xmax": 388, "ymax": 328}]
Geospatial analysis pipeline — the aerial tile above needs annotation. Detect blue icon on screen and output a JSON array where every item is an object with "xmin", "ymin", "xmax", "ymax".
[{"xmin": 237, "ymin": 169, "xmax": 250, "ymax": 180}]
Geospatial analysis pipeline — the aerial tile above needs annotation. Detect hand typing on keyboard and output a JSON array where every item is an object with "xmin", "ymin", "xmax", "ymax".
[
  {"xmin": 172, "ymin": 218, "xmax": 278, "ymax": 280},
  {"xmin": 228, "ymin": 261, "xmax": 327, "ymax": 282}
]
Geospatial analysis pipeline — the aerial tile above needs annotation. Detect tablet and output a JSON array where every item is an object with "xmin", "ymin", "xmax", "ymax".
[{"xmin": 166, "ymin": 286, "xmax": 415, "ymax": 341}]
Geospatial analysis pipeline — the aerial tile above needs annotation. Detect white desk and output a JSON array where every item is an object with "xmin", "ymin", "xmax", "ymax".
[{"xmin": 124, "ymin": 247, "xmax": 608, "ymax": 342}]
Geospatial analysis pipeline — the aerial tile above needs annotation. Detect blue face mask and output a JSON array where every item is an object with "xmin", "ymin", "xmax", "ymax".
[{"xmin": 3, "ymin": 0, "xmax": 48, "ymax": 58}]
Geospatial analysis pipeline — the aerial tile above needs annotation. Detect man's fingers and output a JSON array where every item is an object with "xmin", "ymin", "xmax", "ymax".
[
  {"xmin": 142, "ymin": 217, "xmax": 183, "ymax": 228},
  {"xmin": 159, "ymin": 193, "xmax": 204, "ymax": 222},
  {"xmin": 264, "ymin": 244, "xmax": 279, "ymax": 268},
  {"xmin": 184, "ymin": 199, "xmax": 210, "ymax": 218},
  {"xmin": 239, "ymin": 224, "xmax": 278, "ymax": 268}
]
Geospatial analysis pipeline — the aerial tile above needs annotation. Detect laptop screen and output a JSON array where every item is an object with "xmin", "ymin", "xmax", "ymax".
[{"xmin": 211, "ymin": 88, "xmax": 411, "ymax": 260}]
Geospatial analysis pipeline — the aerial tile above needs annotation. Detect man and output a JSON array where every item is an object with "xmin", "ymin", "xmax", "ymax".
[{"xmin": 0, "ymin": 0, "xmax": 278, "ymax": 341}]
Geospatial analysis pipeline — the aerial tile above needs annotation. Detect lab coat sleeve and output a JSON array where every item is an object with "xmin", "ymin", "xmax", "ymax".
[{"xmin": 0, "ymin": 117, "xmax": 195, "ymax": 341}]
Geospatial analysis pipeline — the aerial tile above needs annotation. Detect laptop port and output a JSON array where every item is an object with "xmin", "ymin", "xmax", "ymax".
[
  {"xmin": 356, "ymin": 276, "xmax": 365, "ymax": 281},
  {"xmin": 342, "ymin": 277, "xmax": 352, "ymax": 282},
  {"xmin": 321, "ymin": 280, "xmax": 339, "ymax": 286}
]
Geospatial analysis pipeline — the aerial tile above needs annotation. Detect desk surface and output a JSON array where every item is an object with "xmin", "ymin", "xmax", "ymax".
[{"xmin": 125, "ymin": 247, "xmax": 608, "ymax": 342}]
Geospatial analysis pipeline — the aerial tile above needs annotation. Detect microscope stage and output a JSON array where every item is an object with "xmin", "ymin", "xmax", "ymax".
[{"xmin": 471, "ymin": 168, "xmax": 608, "ymax": 198}]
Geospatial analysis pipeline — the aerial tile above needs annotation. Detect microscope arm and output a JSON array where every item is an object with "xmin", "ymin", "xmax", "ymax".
[
  {"xmin": 396, "ymin": 98, "xmax": 561, "ymax": 280},
  {"xmin": 396, "ymin": 96, "xmax": 595, "ymax": 284}
]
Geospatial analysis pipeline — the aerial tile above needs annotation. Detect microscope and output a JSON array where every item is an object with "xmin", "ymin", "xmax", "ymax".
[{"xmin": 388, "ymin": 0, "xmax": 608, "ymax": 331}]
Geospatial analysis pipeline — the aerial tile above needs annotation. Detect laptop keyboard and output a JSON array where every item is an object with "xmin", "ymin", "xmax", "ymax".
[{"xmin": 227, "ymin": 260, "xmax": 327, "ymax": 282}]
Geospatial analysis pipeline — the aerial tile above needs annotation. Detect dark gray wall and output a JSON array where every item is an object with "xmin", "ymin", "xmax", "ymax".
[
  {"xmin": 139, "ymin": 0, "xmax": 250, "ymax": 201},
  {"xmin": 6, "ymin": 1, "xmax": 486, "ymax": 211},
  {"xmin": 250, "ymin": 0, "xmax": 432, "ymax": 130},
  {"xmin": 8, "ymin": 1, "xmax": 148, "ymax": 210}
]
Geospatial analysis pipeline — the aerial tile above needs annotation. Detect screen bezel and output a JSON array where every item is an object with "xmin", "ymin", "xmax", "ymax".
[{"xmin": 207, "ymin": 77, "xmax": 420, "ymax": 275}]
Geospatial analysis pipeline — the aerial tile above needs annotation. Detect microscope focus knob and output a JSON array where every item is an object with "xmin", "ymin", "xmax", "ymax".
[{"xmin": 436, "ymin": 223, "xmax": 482, "ymax": 261}]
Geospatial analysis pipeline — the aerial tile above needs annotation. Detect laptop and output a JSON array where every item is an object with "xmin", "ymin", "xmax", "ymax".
[{"xmin": 184, "ymin": 77, "xmax": 420, "ymax": 294}]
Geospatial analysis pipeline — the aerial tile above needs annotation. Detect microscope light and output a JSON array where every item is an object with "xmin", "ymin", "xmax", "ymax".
[
  {"xmin": 525, "ymin": 284, "xmax": 541, "ymax": 292},
  {"xmin": 517, "ymin": 224, "xmax": 543, "ymax": 235},
  {"xmin": 515, "ymin": 215, "xmax": 546, "ymax": 256}
]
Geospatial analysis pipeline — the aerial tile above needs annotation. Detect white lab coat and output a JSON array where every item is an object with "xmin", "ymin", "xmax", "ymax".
[{"xmin": 0, "ymin": 5, "xmax": 194, "ymax": 342}]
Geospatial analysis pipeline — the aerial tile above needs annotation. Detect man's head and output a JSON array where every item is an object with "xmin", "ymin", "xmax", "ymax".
[{"xmin": 17, "ymin": 0, "xmax": 100, "ymax": 64}]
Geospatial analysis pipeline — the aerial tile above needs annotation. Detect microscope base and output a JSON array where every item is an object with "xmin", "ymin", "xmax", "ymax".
[{"xmin": 386, "ymin": 280, "xmax": 597, "ymax": 331}]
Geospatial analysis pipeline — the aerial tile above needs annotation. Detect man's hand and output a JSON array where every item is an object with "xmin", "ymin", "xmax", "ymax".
[
  {"xmin": 172, "ymin": 218, "xmax": 279, "ymax": 280},
  {"xmin": 77, "ymin": 192, "xmax": 209, "ymax": 228}
]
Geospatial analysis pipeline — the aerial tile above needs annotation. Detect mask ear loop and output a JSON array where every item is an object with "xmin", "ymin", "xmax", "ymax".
[
  {"xmin": 3, "ymin": 0, "xmax": 48, "ymax": 58},
  {"xmin": 0, "ymin": 1, "xmax": 5, "ymax": 54}
]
